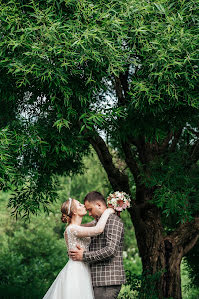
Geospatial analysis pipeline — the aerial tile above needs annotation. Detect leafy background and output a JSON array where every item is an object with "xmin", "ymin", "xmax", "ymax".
[{"xmin": 0, "ymin": 151, "xmax": 198, "ymax": 299}]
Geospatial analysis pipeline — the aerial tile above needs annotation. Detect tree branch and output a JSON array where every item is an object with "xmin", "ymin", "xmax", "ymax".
[
  {"xmin": 114, "ymin": 76, "xmax": 126, "ymax": 105},
  {"xmin": 159, "ymin": 131, "xmax": 173, "ymax": 153},
  {"xmin": 169, "ymin": 217, "xmax": 199, "ymax": 256},
  {"xmin": 87, "ymin": 133, "xmax": 130, "ymax": 194},
  {"xmin": 114, "ymin": 69, "xmax": 130, "ymax": 105},
  {"xmin": 121, "ymin": 141, "xmax": 141, "ymax": 185},
  {"xmin": 169, "ymin": 129, "xmax": 183, "ymax": 153},
  {"xmin": 119, "ymin": 71, "xmax": 129, "ymax": 99}
]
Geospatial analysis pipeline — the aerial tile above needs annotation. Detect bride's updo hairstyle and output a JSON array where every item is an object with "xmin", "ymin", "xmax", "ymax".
[{"xmin": 61, "ymin": 198, "xmax": 75, "ymax": 224}]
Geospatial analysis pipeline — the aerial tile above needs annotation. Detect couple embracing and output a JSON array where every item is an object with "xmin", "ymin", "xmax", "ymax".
[{"xmin": 43, "ymin": 191, "xmax": 126, "ymax": 299}]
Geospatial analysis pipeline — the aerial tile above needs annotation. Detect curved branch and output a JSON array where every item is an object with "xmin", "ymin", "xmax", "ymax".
[
  {"xmin": 169, "ymin": 217, "xmax": 199, "ymax": 256},
  {"xmin": 88, "ymin": 133, "xmax": 130, "ymax": 194},
  {"xmin": 114, "ymin": 76, "xmax": 126, "ymax": 105},
  {"xmin": 121, "ymin": 141, "xmax": 141, "ymax": 185},
  {"xmin": 114, "ymin": 69, "xmax": 130, "ymax": 105}
]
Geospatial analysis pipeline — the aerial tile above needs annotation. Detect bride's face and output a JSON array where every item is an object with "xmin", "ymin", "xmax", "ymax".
[{"xmin": 73, "ymin": 200, "xmax": 87, "ymax": 216}]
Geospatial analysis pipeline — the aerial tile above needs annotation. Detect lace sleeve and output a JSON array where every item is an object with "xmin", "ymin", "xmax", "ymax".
[
  {"xmin": 64, "ymin": 230, "xmax": 69, "ymax": 253},
  {"xmin": 70, "ymin": 208, "xmax": 114, "ymax": 237},
  {"xmin": 81, "ymin": 220, "xmax": 97, "ymax": 227}
]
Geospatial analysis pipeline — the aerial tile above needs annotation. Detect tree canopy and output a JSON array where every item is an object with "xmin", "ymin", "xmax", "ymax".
[
  {"xmin": 0, "ymin": 0, "xmax": 198, "ymax": 217},
  {"xmin": 0, "ymin": 1, "xmax": 199, "ymax": 297}
]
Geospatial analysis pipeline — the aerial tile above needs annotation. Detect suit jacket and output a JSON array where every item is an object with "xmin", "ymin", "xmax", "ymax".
[{"xmin": 83, "ymin": 213, "xmax": 126, "ymax": 287}]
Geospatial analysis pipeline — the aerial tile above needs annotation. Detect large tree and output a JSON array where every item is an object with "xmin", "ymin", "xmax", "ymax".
[{"xmin": 0, "ymin": 0, "xmax": 199, "ymax": 298}]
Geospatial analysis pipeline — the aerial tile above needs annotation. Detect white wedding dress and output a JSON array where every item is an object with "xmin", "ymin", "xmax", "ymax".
[{"xmin": 43, "ymin": 209, "xmax": 113, "ymax": 299}]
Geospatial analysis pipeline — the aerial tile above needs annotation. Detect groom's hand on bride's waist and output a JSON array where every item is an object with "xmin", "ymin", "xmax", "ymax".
[{"xmin": 69, "ymin": 244, "xmax": 84, "ymax": 261}]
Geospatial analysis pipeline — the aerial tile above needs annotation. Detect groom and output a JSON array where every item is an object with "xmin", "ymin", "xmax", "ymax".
[{"xmin": 69, "ymin": 191, "xmax": 126, "ymax": 299}]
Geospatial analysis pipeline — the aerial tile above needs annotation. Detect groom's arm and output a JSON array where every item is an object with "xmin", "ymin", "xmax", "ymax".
[{"xmin": 83, "ymin": 215, "xmax": 123, "ymax": 263}]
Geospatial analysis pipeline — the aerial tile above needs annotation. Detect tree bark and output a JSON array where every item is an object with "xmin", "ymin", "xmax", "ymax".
[
  {"xmin": 129, "ymin": 200, "xmax": 182, "ymax": 298},
  {"xmin": 129, "ymin": 189, "xmax": 199, "ymax": 299},
  {"xmin": 161, "ymin": 239, "xmax": 183, "ymax": 299}
]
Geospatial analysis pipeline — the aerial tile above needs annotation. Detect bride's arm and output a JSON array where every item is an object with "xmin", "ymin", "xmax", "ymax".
[
  {"xmin": 81, "ymin": 220, "xmax": 97, "ymax": 227},
  {"xmin": 70, "ymin": 208, "xmax": 114, "ymax": 237}
]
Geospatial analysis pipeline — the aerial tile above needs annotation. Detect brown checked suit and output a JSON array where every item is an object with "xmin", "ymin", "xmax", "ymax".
[{"xmin": 83, "ymin": 213, "xmax": 126, "ymax": 287}]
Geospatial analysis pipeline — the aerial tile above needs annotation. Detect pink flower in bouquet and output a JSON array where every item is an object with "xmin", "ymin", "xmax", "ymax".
[
  {"xmin": 122, "ymin": 203, "xmax": 127, "ymax": 209},
  {"xmin": 115, "ymin": 206, "xmax": 123, "ymax": 212}
]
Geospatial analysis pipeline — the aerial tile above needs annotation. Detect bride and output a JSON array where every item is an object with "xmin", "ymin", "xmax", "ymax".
[{"xmin": 43, "ymin": 197, "xmax": 114, "ymax": 299}]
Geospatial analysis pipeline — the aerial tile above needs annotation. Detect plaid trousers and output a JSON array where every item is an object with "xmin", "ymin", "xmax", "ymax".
[{"xmin": 83, "ymin": 214, "xmax": 126, "ymax": 287}]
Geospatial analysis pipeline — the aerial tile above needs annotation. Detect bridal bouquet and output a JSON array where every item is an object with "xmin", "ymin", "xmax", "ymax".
[{"xmin": 107, "ymin": 191, "xmax": 131, "ymax": 213}]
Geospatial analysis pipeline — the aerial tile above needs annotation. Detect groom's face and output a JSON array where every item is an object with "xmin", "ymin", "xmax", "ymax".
[{"xmin": 84, "ymin": 200, "xmax": 105, "ymax": 220}]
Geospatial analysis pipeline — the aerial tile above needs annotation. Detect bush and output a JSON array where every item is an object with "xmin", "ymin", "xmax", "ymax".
[{"xmin": 0, "ymin": 194, "xmax": 68, "ymax": 299}]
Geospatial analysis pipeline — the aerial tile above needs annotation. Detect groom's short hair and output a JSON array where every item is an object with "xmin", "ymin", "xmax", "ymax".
[{"xmin": 84, "ymin": 191, "xmax": 106, "ymax": 205}]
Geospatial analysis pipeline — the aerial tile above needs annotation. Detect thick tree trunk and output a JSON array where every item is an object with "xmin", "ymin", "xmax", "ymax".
[
  {"xmin": 130, "ymin": 189, "xmax": 183, "ymax": 299},
  {"xmin": 89, "ymin": 136, "xmax": 199, "ymax": 298},
  {"xmin": 161, "ymin": 239, "xmax": 183, "ymax": 299}
]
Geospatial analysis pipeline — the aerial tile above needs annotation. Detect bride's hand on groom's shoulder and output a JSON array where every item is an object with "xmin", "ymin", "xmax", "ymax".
[{"xmin": 107, "ymin": 207, "xmax": 115, "ymax": 214}]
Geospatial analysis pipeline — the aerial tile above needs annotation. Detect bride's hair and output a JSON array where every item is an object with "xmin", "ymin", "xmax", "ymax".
[{"xmin": 61, "ymin": 199, "xmax": 75, "ymax": 224}]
